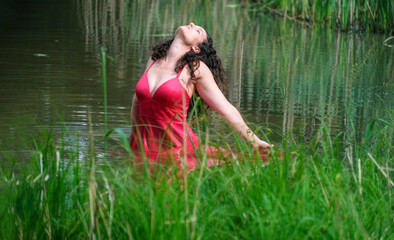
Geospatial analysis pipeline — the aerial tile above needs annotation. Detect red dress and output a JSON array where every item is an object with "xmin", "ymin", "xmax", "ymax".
[{"xmin": 130, "ymin": 61, "xmax": 225, "ymax": 169}]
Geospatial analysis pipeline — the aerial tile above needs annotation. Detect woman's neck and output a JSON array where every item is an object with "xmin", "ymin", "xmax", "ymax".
[{"xmin": 164, "ymin": 37, "xmax": 190, "ymax": 64}]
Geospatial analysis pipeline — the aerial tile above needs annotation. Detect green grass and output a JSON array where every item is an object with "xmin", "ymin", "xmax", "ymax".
[{"xmin": 0, "ymin": 111, "xmax": 392, "ymax": 239}]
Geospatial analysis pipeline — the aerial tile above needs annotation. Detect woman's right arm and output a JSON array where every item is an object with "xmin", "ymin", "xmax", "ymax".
[
  {"xmin": 130, "ymin": 58, "xmax": 154, "ymax": 140},
  {"xmin": 129, "ymin": 93, "xmax": 139, "ymax": 140}
]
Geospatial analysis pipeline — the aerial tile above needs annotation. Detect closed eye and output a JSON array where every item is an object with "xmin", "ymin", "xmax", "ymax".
[{"xmin": 198, "ymin": 27, "xmax": 205, "ymax": 36}]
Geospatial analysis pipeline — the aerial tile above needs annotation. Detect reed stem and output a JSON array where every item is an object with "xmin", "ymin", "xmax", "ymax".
[{"xmin": 101, "ymin": 47, "xmax": 108, "ymax": 154}]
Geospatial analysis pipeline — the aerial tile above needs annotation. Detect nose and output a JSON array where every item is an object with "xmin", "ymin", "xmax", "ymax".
[{"xmin": 190, "ymin": 22, "xmax": 195, "ymax": 28}]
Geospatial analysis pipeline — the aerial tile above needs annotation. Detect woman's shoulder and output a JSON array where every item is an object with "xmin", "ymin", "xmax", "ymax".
[
  {"xmin": 144, "ymin": 57, "xmax": 155, "ymax": 71},
  {"xmin": 195, "ymin": 61, "xmax": 213, "ymax": 79}
]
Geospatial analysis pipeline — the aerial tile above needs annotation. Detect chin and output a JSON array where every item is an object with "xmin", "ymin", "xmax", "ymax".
[
  {"xmin": 174, "ymin": 27, "xmax": 190, "ymax": 42},
  {"xmin": 174, "ymin": 27, "xmax": 180, "ymax": 35},
  {"xmin": 175, "ymin": 25, "xmax": 187, "ymax": 35}
]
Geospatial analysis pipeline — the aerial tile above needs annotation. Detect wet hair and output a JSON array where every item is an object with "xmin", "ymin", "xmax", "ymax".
[{"xmin": 151, "ymin": 34, "xmax": 228, "ymax": 119}]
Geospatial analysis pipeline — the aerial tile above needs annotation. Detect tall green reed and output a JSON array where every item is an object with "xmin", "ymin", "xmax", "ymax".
[
  {"xmin": 254, "ymin": 0, "xmax": 394, "ymax": 33},
  {"xmin": 101, "ymin": 47, "xmax": 108, "ymax": 154},
  {"xmin": 1, "ymin": 108, "xmax": 392, "ymax": 239}
]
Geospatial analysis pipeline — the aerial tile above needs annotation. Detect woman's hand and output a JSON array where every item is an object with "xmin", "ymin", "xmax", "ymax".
[
  {"xmin": 255, "ymin": 139, "xmax": 273, "ymax": 149},
  {"xmin": 249, "ymin": 139, "xmax": 273, "ymax": 151},
  {"xmin": 250, "ymin": 139, "xmax": 273, "ymax": 160}
]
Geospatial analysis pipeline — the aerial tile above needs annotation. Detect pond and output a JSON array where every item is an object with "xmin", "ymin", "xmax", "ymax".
[{"xmin": 0, "ymin": 0, "xmax": 392, "ymax": 160}]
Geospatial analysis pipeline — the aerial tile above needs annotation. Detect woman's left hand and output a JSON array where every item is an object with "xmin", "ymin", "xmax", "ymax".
[
  {"xmin": 250, "ymin": 139, "xmax": 273, "ymax": 156},
  {"xmin": 251, "ymin": 140, "xmax": 273, "ymax": 160},
  {"xmin": 256, "ymin": 140, "xmax": 273, "ymax": 149}
]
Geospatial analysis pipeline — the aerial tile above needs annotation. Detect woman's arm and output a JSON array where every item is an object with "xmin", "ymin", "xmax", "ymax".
[
  {"xmin": 130, "ymin": 58, "xmax": 154, "ymax": 140},
  {"xmin": 195, "ymin": 62, "xmax": 272, "ymax": 149},
  {"xmin": 129, "ymin": 93, "xmax": 139, "ymax": 140}
]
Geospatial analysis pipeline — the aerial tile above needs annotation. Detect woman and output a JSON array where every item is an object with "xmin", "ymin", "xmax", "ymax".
[{"xmin": 129, "ymin": 23, "xmax": 272, "ymax": 169}]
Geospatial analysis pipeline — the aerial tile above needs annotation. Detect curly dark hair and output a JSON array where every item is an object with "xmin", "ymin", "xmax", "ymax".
[{"xmin": 151, "ymin": 34, "xmax": 228, "ymax": 119}]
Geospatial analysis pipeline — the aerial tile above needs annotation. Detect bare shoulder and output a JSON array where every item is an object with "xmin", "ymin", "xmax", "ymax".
[
  {"xmin": 181, "ymin": 61, "xmax": 213, "ymax": 84},
  {"xmin": 195, "ymin": 61, "xmax": 214, "ymax": 80},
  {"xmin": 144, "ymin": 57, "xmax": 154, "ymax": 71}
]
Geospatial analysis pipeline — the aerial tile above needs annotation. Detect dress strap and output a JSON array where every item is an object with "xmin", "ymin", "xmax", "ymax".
[
  {"xmin": 176, "ymin": 64, "xmax": 187, "ymax": 78},
  {"xmin": 145, "ymin": 60, "xmax": 157, "ymax": 73}
]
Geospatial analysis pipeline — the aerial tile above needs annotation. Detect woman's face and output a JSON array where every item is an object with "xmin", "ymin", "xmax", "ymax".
[{"xmin": 175, "ymin": 23, "xmax": 207, "ymax": 48}]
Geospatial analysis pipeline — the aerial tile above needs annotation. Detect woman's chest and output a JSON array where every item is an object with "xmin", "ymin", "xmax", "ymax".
[{"xmin": 135, "ymin": 74, "xmax": 189, "ymax": 107}]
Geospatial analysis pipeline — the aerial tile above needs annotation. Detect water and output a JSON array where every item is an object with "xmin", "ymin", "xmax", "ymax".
[{"xmin": 0, "ymin": 0, "xmax": 392, "ymax": 156}]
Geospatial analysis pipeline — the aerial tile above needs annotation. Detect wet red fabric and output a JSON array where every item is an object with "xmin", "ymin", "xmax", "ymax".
[{"xmin": 130, "ymin": 61, "xmax": 226, "ymax": 169}]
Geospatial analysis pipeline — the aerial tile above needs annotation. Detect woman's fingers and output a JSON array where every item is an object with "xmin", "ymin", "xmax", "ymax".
[{"xmin": 259, "ymin": 140, "xmax": 273, "ymax": 149}]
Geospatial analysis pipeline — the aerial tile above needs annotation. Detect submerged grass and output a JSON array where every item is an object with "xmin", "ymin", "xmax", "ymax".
[{"xmin": 0, "ymin": 111, "xmax": 392, "ymax": 239}]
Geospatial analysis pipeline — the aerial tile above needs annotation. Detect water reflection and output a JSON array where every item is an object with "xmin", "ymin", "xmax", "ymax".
[
  {"xmin": 0, "ymin": 0, "xmax": 392, "ymax": 156},
  {"xmin": 76, "ymin": 0, "xmax": 393, "ymax": 146}
]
